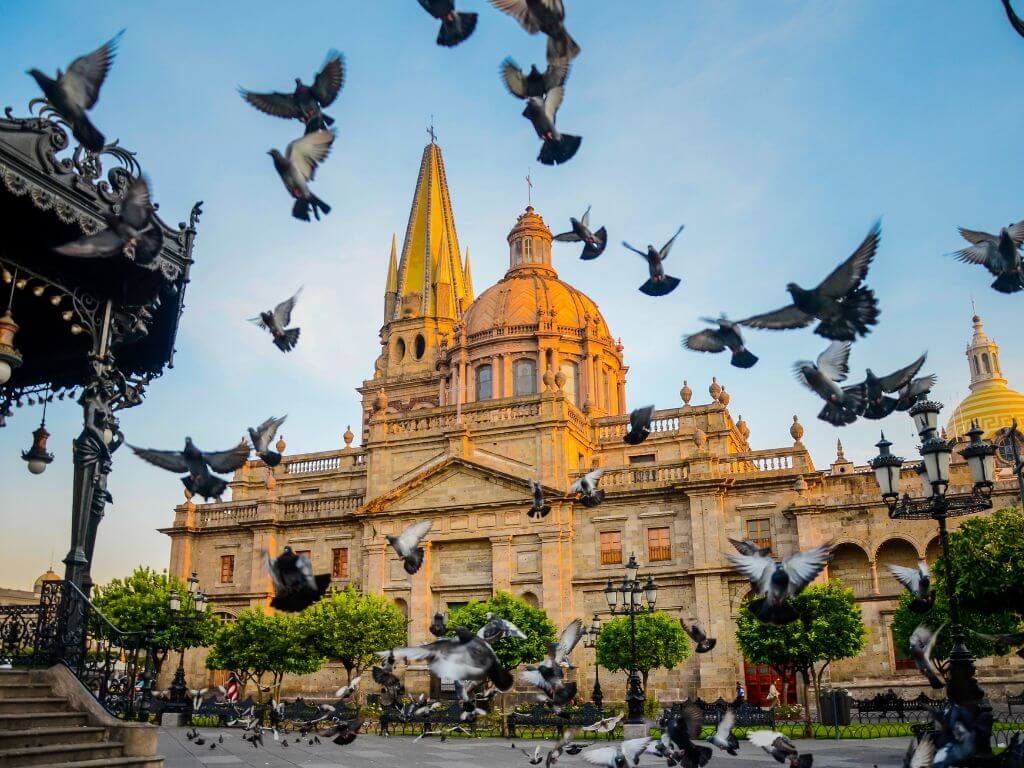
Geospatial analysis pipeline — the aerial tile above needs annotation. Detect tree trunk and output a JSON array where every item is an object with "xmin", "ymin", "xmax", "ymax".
[
  {"xmin": 799, "ymin": 669, "xmax": 813, "ymax": 739},
  {"xmin": 812, "ymin": 660, "xmax": 830, "ymax": 732}
]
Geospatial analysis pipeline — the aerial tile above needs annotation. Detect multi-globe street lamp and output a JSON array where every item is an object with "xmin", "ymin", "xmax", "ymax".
[
  {"xmin": 583, "ymin": 613, "xmax": 604, "ymax": 709},
  {"xmin": 164, "ymin": 572, "xmax": 207, "ymax": 715},
  {"xmin": 603, "ymin": 553, "xmax": 657, "ymax": 724}
]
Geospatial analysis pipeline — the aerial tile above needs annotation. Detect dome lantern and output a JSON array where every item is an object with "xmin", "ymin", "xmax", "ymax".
[{"xmin": 506, "ymin": 206, "xmax": 556, "ymax": 277}]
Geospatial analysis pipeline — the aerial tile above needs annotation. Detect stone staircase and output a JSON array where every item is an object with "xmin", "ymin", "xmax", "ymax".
[{"xmin": 0, "ymin": 669, "xmax": 163, "ymax": 768}]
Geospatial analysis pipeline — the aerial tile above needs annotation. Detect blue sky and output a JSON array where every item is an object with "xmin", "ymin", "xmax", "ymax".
[{"xmin": 2, "ymin": 1, "xmax": 1023, "ymax": 589}]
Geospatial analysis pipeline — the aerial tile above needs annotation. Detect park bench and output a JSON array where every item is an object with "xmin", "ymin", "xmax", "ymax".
[
  {"xmin": 1008, "ymin": 690, "xmax": 1024, "ymax": 715},
  {"xmin": 507, "ymin": 702, "xmax": 618, "ymax": 739},
  {"xmin": 667, "ymin": 698, "xmax": 774, "ymax": 728}
]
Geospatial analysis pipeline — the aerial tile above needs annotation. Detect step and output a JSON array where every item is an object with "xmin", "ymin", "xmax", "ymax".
[
  {"xmin": 28, "ymin": 756, "xmax": 164, "ymax": 768},
  {"xmin": 0, "ymin": 698, "xmax": 70, "ymax": 714},
  {"xmin": 0, "ymin": 713, "xmax": 89, "ymax": 731},
  {"xmin": 0, "ymin": 740, "xmax": 124, "ymax": 767},
  {"xmin": 0, "ymin": 726, "xmax": 106, "ymax": 749},
  {"xmin": 0, "ymin": 683, "xmax": 54, "ymax": 699},
  {"xmin": 0, "ymin": 671, "xmax": 32, "ymax": 685}
]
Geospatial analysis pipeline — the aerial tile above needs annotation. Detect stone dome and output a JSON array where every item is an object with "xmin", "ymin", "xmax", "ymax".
[{"xmin": 33, "ymin": 568, "xmax": 60, "ymax": 593}]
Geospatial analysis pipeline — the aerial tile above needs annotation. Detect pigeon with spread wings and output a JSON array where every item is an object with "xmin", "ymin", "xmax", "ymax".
[
  {"xmin": 490, "ymin": 0, "xmax": 581, "ymax": 62},
  {"xmin": 794, "ymin": 341, "xmax": 865, "ymax": 427},
  {"xmin": 727, "ymin": 543, "xmax": 832, "ymax": 625},
  {"xmin": 622, "ymin": 226, "xmax": 684, "ymax": 297},
  {"xmin": 501, "ymin": 57, "xmax": 570, "ymax": 99},
  {"xmin": 264, "ymin": 546, "xmax": 331, "ymax": 612},
  {"xmin": 418, "ymin": 0, "xmax": 478, "ymax": 47},
  {"xmin": 250, "ymin": 289, "xmax": 303, "ymax": 352},
  {"xmin": 845, "ymin": 353, "xmax": 928, "ymax": 420},
  {"xmin": 553, "ymin": 206, "xmax": 607, "ymax": 260},
  {"xmin": 130, "ymin": 437, "xmax": 250, "ymax": 501},
  {"xmin": 623, "ymin": 406, "xmax": 655, "ymax": 446},
  {"xmin": 950, "ymin": 219, "xmax": 1024, "ymax": 294},
  {"xmin": 888, "ymin": 561, "xmax": 934, "ymax": 614},
  {"xmin": 269, "ymin": 130, "xmax": 335, "ymax": 221},
  {"xmin": 521, "ymin": 86, "xmax": 581, "ymax": 166},
  {"xmin": 382, "ymin": 626, "xmax": 514, "ymax": 690},
  {"xmin": 683, "ymin": 316, "xmax": 759, "ymax": 369},
  {"xmin": 582, "ymin": 738, "xmax": 652, "ymax": 768},
  {"xmin": 248, "ymin": 416, "xmax": 287, "ymax": 467},
  {"xmin": 383, "ymin": 519, "xmax": 433, "ymax": 575},
  {"xmin": 682, "ymin": 620, "xmax": 716, "ymax": 653},
  {"xmin": 569, "ymin": 469, "xmax": 604, "ymax": 508},
  {"xmin": 240, "ymin": 51, "xmax": 345, "ymax": 133},
  {"xmin": 910, "ymin": 623, "xmax": 945, "ymax": 689}
]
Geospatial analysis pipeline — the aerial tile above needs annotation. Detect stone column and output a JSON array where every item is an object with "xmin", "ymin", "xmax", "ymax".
[
  {"xmin": 617, "ymin": 378, "xmax": 626, "ymax": 414},
  {"xmin": 459, "ymin": 357, "xmax": 467, "ymax": 404},
  {"xmin": 870, "ymin": 560, "xmax": 879, "ymax": 595},
  {"xmin": 492, "ymin": 354, "xmax": 502, "ymax": 398},
  {"xmin": 408, "ymin": 540, "xmax": 433, "ymax": 646},
  {"xmin": 364, "ymin": 540, "xmax": 388, "ymax": 597},
  {"xmin": 539, "ymin": 531, "xmax": 566, "ymax": 628},
  {"xmin": 491, "ymin": 535, "xmax": 513, "ymax": 594}
]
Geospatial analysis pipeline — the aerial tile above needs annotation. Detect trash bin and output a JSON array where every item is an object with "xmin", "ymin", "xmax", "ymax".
[{"xmin": 818, "ymin": 689, "xmax": 851, "ymax": 726}]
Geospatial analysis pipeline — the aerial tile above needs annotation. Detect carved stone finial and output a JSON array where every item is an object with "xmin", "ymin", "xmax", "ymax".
[
  {"xmin": 343, "ymin": 425, "xmax": 354, "ymax": 447},
  {"xmin": 793, "ymin": 475, "xmax": 808, "ymax": 494},
  {"xmin": 681, "ymin": 380, "xmax": 692, "ymax": 405},
  {"xmin": 374, "ymin": 388, "xmax": 389, "ymax": 412},
  {"xmin": 183, "ymin": 487, "xmax": 193, "ymax": 501},
  {"xmin": 790, "ymin": 415, "xmax": 804, "ymax": 443},
  {"xmin": 709, "ymin": 376, "xmax": 722, "ymax": 401},
  {"xmin": 542, "ymin": 367, "xmax": 555, "ymax": 390},
  {"xmin": 719, "ymin": 387, "xmax": 730, "ymax": 407},
  {"xmin": 554, "ymin": 369, "xmax": 566, "ymax": 390},
  {"xmin": 275, "ymin": 435, "xmax": 286, "ymax": 454},
  {"xmin": 836, "ymin": 438, "xmax": 845, "ymax": 461},
  {"xmin": 582, "ymin": 399, "xmax": 593, "ymax": 415},
  {"xmin": 737, "ymin": 415, "xmax": 750, "ymax": 439},
  {"xmin": 186, "ymin": 498, "xmax": 196, "ymax": 513}
]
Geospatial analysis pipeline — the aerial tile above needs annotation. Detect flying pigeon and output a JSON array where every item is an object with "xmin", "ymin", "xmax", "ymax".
[
  {"xmin": 248, "ymin": 415, "xmax": 287, "ymax": 467},
  {"xmin": 662, "ymin": 703, "xmax": 713, "ymax": 768},
  {"xmin": 1002, "ymin": 0, "xmax": 1024, "ymax": 38},
  {"xmin": 740, "ymin": 222, "xmax": 881, "ymax": 341},
  {"xmin": 683, "ymin": 316, "xmax": 759, "ymax": 369},
  {"xmin": 490, "ymin": 0, "xmax": 581, "ymax": 62},
  {"xmin": 623, "ymin": 226, "xmax": 685, "ymax": 297},
  {"xmin": 564, "ymin": 740, "xmax": 591, "ymax": 755},
  {"xmin": 382, "ymin": 519, "xmax": 433, "ymax": 574},
  {"xmin": 846, "ymin": 353, "xmax": 928, "ymax": 420},
  {"xmin": 581, "ymin": 713, "xmax": 623, "ymax": 734},
  {"xmin": 950, "ymin": 220, "xmax": 1024, "ymax": 294},
  {"xmin": 130, "ymin": 437, "xmax": 250, "ymax": 501},
  {"xmin": 888, "ymin": 561, "xmax": 934, "ymax": 614},
  {"xmin": 553, "ymin": 618, "xmax": 584, "ymax": 667},
  {"xmin": 729, "ymin": 537, "xmax": 771, "ymax": 557},
  {"xmin": 501, "ymin": 57, "xmax": 570, "ymax": 99},
  {"xmin": 682, "ymin": 620, "xmax": 716, "ymax": 653},
  {"xmin": 623, "ymin": 405, "xmax": 655, "ymax": 445},
  {"xmin": 793, "ymin": 341, "xmax": 865, "ymax": 427},
  {"xmin": 240, "ymin": 51, "xmax": 345, "ymax": 133},
  {"xmin": 909, "ymin": 623, "xmax": 945, "ymax": 689},
  {"xmin": 335, "ymin": 676, "xmax": 361, "ymax": 701},
  {"xmin": 430, "ymin": 611, "xmax": 449, "ymax": 637},
  {"xmin": 529, "ymin": 479, "xmax": 551, "ymax": 519},
  {"xmin": 553, "ymin": 206, "xmax": 607, "ymax": 260},
  {"xmin": 382, "ymin": 625, "xmax": 514, "ymax": 690},
  {"xmin": 418, "ymin": 1, "xmax": 478, "ymax": 47},
  {"xmin": 570, "ymin": 468, "xmax": 605, "ymax": 507},
  {"xmin": 250, "ymin": 289, "xmax": 302, "ymax": 352},
  {"xmin": 268, "ymin": 130, "xmax": 335, "ymax": 221},
  {"xmin": 263, "ymin": 546, "xmax": 331, "ymax": 612},
  {"xmin": 895, "ymin": 374, "xmax": 937, "ymax": 412},
  {"xmin": 904, "ymin": 735, "xmax": 936, "ymax": 768},
  {"xmin": 27, "ymin": 30, "xmax": 123, "ymax": 152},
  {"xmin": 54, "ymin": 175, "xmax": 164, "ymax": 264},
  {"xmin": 582, "ymin": 738, "xmax": 653, "ymax": 768},
  {"xmin": 328, "ymin": 717, "xmax": 363, "ymax": 745},
  {"xmin": 372, "ymin": 650, "xmax": 403, "ymax": 699},
  {"xmin": 521, "ymin": 86, "xmax": 581, "ymax": 166},
  {"xmin": 455, "ymin": 679, "xmax": 494, "ymax": 721},
  {"xmin": 522, "ymin": 653, "xmax": 577, "ymax": 709},
  {"xmin": 478, "ymin": 613, "xmax": 528, "ymax": 642},
  {"xmin": 707, "ymin": 708, "xmax": 739, "ymax": 754},
  {"xmin": 522, "ymin": 745, "xmax": 545, "ymax": 765},
  {"xmin": 727, "ymin": 543, "xmax": 832, "ymax": 625},
  {"xmin": 748, "ymin": 731, "xmax": 810, "ymax": 767}
]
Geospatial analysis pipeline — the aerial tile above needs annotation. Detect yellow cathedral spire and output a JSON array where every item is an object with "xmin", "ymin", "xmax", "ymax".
[
  {"xmin": 391, "ymin": 141, "xmax": 467, "ymax": 321},
  {"xmin": 384, "ymin": 233, "xmax": 398, "ymax": 321},
  {"xmin": 462, "ymin": 247, "xmax": 474, "ymax": 304}
]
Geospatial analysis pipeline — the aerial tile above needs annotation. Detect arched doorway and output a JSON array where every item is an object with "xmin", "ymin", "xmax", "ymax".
[
  {"xmin": 876, "ymin": 539, "xmax": 920, "ymax": 596},
  {"xmin": 828, "ymin": 543, "xmax": 873, "ymax": 597}
]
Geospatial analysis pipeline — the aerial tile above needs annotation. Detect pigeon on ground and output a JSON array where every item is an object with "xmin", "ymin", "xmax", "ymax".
[
  {"xmin": 264, "ymin": 546, "xmax": 331, "ymax": 612},
  {"xmin": 895, "ymin": 375, "xmax": 937, "ymax": 412},
  {"xmin": 910, "ymin": 623, "xmax": 945, "ymax": 689},
  {"xmin": 727, "ymin": 543, "xmax": 832, "ymax": 625},
  {"xmin": 682, "ymin": 620, "xmax": 716, "ymax": 653},
  {"xmin": 381, "ymin": 519, "xmax": 433, "ymax": 574},
  {"xmin": 418, "ymin": 1, "xmax": 478, "ymax": 46},
  {"xmin": 522, "ymin": 746, "xmax": 545, "ymax": 765},
  {"xmin": 240, "ymin": 51, "xmax": 345, "ymax": 133},
  {"xmin": 490, "ymin": 0, "xmax": 581, "ymax": 62},
  {"xmin": 950, "ymin": 220, "xmax": 1024, "ymax": 294},
  {"xmin": 269, "ymin": 130, "xmax": 335, "ymax": 221},
  {"xmin": 521, "ymin": 86, "xmax": 581, "ymax": 166},
  {"xmin": 27, "ymin": 30, "xmax": 123, "ymax": 152},
  {"xmin": 888, "ymin": 561, "xmax": 934, "ymax": 614},
  {"xmin": 328, "ymin": 717, "xmax": 363, "ymax": 745},
  {"xmin": 581, "ymin": 713, "xmax": 623, "ymax": 734},
  {"xmin": 794, "ymin": 341, "xmax": 865, "ymax": 427},
  {"xmin": 554, "ymin": 206, "xmax": 607, "ymax": 260},
  {"xmin": 430, "ymin": 611, "xmax": 449, "ymax": 637},
  {"xmin": 194, "ymin": 737, "xmax": 206, "ymax": 746},
  {"xmin": 54, "ymin": 176, "xmax": 164, "ymax": 264},
  {"xmin": 478, "ymin": 613, "xmax": 528, "ymax": 642},
  {"xmin": 707, "ymin": 708, "xmax": 739, "ymax": 754},
  {"xmin": 186, "ymin": 728, "xmax": 197, "ymax": 740},
  {"xmin": 529, "ymin": 479, "xmax": 551, "ymax": 519},
  {"xmin": 250, "ymin": 289, "xmax": 302, "ymax": 353},
  {"xmin": 249, "ymin": 416, "xmax": 287, "ymax": 467},
  {"xmin": 335, "ymin": 676, "xmax": 361, "ymax": 702},
  {"xmin": 740, "ymin": 222, "xmax": 881, "ymax": 341},
  {"xmin": 501, "ymin": 57, "xmax": 570, "ymax": 99},
  {"xmin": 623, "ymin": 405, "xmax": 655, "ymax": 445},
  {"xmin": 1002, "ymin": 0, "xmax": 1024, "ymax": 38},
  {"xmin": 564, "ymin": 741, "xmax": 591, "ymax": 755},
  {"xmin": 729, "ymin": 537, "xmax": 771, "ymax": 557},
  {"xmin": 683, "ymin": 316, "xmax": 759, "ymax": 369},
  {"xmin": 662, "ymin": 703, "xmax": 713, "ymax": 768},
  {"xmin": 846, "ymin": 353, "xmax": 928, "ymax": 420},
  {"xmin": 582, "ymin": 738, "xmax": 653, "ymax": 768},
  {"xmin": 623, "ymin": 226, "xmax": 685, "ymax": 297},
  {"xmin": 569, "ymin": 469, "xmax": 605, "ymax": 507},
  {"xmin": 130, "ymin": 437, "xmax": 250, "ymax": 501},
  {"xmin": 748, "ymin": 731, "xmax": 810, "ymax": 767},
  {"xmin": 382, "ymin": 626, "xmax": 514, "ymax": 690},
  {"xmin": 904, "ymin": 735, "xmax": 936, "ymax": 768}
]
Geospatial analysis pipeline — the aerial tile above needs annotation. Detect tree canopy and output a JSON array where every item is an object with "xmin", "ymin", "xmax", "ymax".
[
  {"xmin": 205, "ymin": 608, "xmax": 323, "ymax": 699},
  {"xmin": 594, "ymin": 611, "xmax": 690, "ymax": 688},
  {"xmin": 447, "ymin": 591, "xmax": 557, "ymax": 669},
  {"xmin": 298, "ymin": 585, "xmax": 408, "ymax": 682}
]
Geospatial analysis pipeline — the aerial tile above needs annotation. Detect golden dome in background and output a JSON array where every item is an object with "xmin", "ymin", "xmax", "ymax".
[{"xmin": 33, "ymin": 568, "xmax": 60, "ymax": 593}]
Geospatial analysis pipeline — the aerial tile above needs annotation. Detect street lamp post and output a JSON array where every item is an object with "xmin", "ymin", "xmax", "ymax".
[
  {"xmin": 604, "ymin": 553, "xmax": 657, "ymax": 724},
  {"xmin": 164, "ymin": 572, "xmax": 207, "ymax": 716},
  {"xmin": 870, "ymin": 402, "xmax": 996, "ymax": 754},
  {"xmin": 1007, "ymin": 418, "xmax": 1024, "ymax": 507},
  {"xmin": 583, "ymin": 613, "xmax": 604, "ymax": 709}
]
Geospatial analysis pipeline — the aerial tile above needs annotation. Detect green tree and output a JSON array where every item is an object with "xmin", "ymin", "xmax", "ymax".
[
  {"xmin": 297, "ymin": 585, "xmax": 408, "ymax": 684},
  {"xmin": 447, "ymin": 591, "xmax": 557, "ymax": 669},
  {"xmin": 735, "ymin": 581, "xmax": 867, "ymax": 734},
  {"xmin": 892, "ymin": 508, "xmax": 1024, "ymax": 660},
  {"xmin": 594, "ymin": 611, "xmax": 690, "ymax": 690},
  {"xmin": 92, "ymin": 566, "xmax": 220, "ymax": 673},
  {"xmin": 205, "ymin": 608, "xmax": 323, "ymax": 700}
]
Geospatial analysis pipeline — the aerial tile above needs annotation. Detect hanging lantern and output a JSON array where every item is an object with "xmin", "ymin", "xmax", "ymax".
[
  {"xmin": 22, "ymin": 421, "xmax": 54, "ymax": 474},
  {"xmin": 31, "ymin": 285, "xmax": 45, "ymax": 297},
  {"xmin": 0, "ymin": 311, "xmax": 22, "ymax": 386}
]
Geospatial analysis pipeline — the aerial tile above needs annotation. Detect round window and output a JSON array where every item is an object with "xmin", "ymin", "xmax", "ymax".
[
  {"xmin": 414, "ymin": 334, "xmax": 426, "ymax": 359},
  {"xmin": 394, "ymin": 338, "xmax": 406, "ymax": 362}
]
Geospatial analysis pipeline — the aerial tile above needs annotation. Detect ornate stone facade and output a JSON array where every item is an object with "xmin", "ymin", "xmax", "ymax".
[{"xmin": 162, "ymin": 141, "xmax": 1024, "ymax": 703}]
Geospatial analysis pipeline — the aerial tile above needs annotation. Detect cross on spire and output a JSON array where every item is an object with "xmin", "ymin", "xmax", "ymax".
[
  {"xmin": 427, "ymin": 115, "xmax": 437, "ymax": 145},
  {"xmin": 526, "ymin": 171, "xmax": 533, "ymax": 205}
]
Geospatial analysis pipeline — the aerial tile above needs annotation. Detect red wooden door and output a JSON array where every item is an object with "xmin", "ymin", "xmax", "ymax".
[{"xmin": 743, "ymin": 661, "xmax": 797, "ymax": 706}]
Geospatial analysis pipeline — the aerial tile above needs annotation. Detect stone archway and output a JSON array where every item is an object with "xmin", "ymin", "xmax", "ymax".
[
  {"xmin": 828, "ymin": 542, "xmax": 873, "ymax": 597},
  {"xmin": 876, "ymin": 538, "xmax": 920, "ymax": 596}
]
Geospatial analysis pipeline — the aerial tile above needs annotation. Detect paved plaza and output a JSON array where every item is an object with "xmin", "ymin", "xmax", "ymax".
[{"xmin": 159, "ymin": 728, "xmax": 912, "ymax": 768}]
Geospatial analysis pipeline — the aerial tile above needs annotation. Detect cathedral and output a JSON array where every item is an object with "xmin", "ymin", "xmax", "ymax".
[{"xmin": 163, "ymin": 140, "xmax": 1024, "ymax": 704}]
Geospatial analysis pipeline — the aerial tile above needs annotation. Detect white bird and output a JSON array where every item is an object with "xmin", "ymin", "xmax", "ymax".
[
  {"xmin": 569, "ymin": 469, "xmax": 605, "ymax": 508},
  {"xmin": 582, "ymin": 738, "xmax": 653, "ymax": 768}
]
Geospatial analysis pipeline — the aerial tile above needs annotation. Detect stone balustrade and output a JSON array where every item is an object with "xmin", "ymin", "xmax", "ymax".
[
  {"xmin": 283, "ymin": 492, "xmax": 364, "ymax": 519},
  {"xmin": 599, "ymin": 461, "xmax": 689, "ymax": 489},
  {"xmin": 283, "ymin": 450, "xmax": 365, "ymax": 475},
  {"xmin": 196, "ymin": 503, "xmax": 259, "ymax": 528},
  {"xmin": 721, "ymin": 448, "xmax": 802, "ymax": 476}
]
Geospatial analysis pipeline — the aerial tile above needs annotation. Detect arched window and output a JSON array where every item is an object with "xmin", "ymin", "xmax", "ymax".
[
  {"xmin": 524, "ymin": 238, "xmax": 533, "ymax": 263},
  {"xmin": 520, "ymin": 591, "xmax": 539, "ymax": 608},
  {"xmin": 476, "ymin": 364, "xmax": 493, "ymax": 400},
  {"xmin": 513, "ymin": 239, "xmax": 522, "ymax": 265},
  {"xmin": 983, "ymin": 352, "xmax": 992, "ymax": 373},
  {"xmin": 514, "ymin": 358, "xmax": 537, "ymax": 396},
  {"xmin": 414, "ymin": 334, "xmax": 426, "ymax": 359},
  {"xmin": 394, "ymin": 338, "xmax": 406, "ymax": 362},
  {"xmin": 561, "ymin": 361, "xmax": 580, "ymax": 406},
  {"xmin": 393, "ymin": 598, "xmax": 409, "ymax": 643},
  {"xmin": 972, "ymin": 356, "xmax": 979, "ymax": 374}
]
